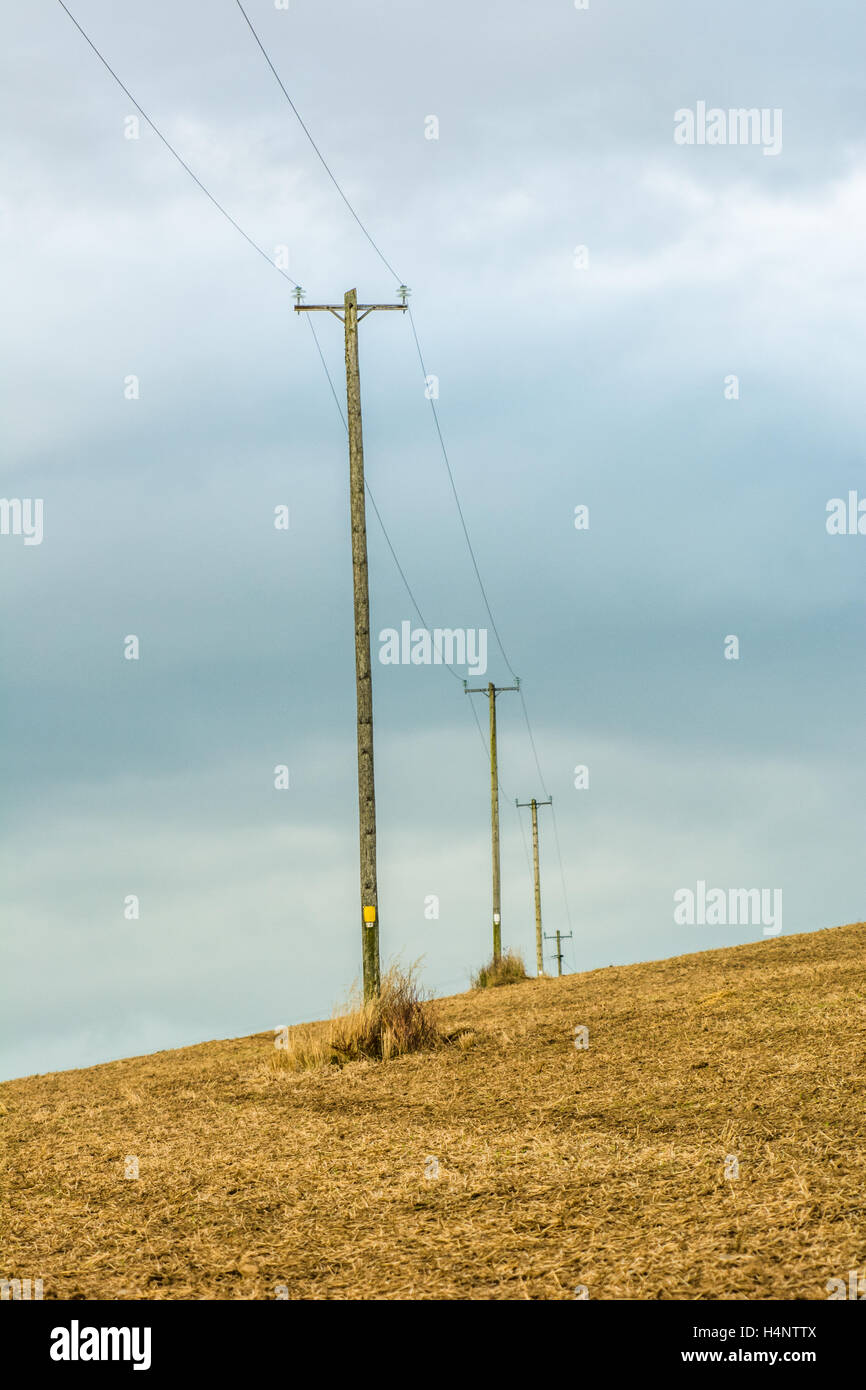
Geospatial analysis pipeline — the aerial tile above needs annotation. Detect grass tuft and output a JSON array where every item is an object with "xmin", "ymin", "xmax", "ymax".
[
  {"xmin": 471, "ymin": 948, "xmax": 528, "ymax": 989},
  {"xmin": 271, "ymin": 962, "xmax": 445, "ymax": 1072}
]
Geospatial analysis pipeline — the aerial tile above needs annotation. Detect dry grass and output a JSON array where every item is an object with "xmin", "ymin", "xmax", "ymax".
[
  {"xmin": 2, "ymin": 922, "xmax": 865, "ymax": 1300},
  {"xmin": 471, "ymin": 947, "xmax": 528, "ymax": 989},
  {"xmin": 271, "ymin": 963, "xmax": 445, "ymax": 1071}
]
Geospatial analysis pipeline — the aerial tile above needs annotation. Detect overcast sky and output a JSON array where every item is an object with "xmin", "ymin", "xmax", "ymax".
[{"xmin": 2, "ymin": 0, "xmax": 864, "ymax": 1080}]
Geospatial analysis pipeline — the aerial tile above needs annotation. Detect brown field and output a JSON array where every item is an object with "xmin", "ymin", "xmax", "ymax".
[{"xmin": 2, "ymin": 923, "xmax": 865, "ymax": 1300}]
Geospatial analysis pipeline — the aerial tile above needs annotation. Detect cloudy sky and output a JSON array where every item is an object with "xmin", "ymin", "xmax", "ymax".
[{"xmin": 2, "ymin": 0, "xmax": 864, "ymax": 1080}]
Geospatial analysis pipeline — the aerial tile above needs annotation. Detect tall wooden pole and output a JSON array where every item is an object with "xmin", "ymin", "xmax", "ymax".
[
  {"xmin": 466, "ymin": 680, "xmax": 519, "ymax": 963},
  {"xmin": 530, "ymin": 799, "xmax": 542, "ymax": 973},
  {"xmin": 488, "ymin": 682, "xmax": 501, "ymax": 962},
  {"xmin": 544, "ymin": 925, "xmax": 572, "ymax": 978},
  {"xmin": 295, "ymin": 287, "xmax": 408, "ymax": 999},
  {"xmin": 517, "ymin": 795, "xmax": 552, "ymax": 976},
  {"xmin": 344, "ymin": 289, "xmax": 379, "ymax": 999}
]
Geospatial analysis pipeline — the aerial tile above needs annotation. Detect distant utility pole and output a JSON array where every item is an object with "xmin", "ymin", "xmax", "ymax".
[
  {"xmin": 295, "ymin": 286, "xmax": 409, "ymax": 1000},
  {"xmin": 465, "ymin": 680, "xmax": 519, "ymax": 963},
  {"xmin": 516, "ymin": 796, "xmax": 552, "ymax": 977},
  {"xmin": 544, "ymin": 928, "xmax": 573, "ymax": 977}
]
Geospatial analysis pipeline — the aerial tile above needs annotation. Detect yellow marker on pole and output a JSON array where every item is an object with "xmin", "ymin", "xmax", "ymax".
[{"xmin": 363, "ymin": 905, "xmax": 376, "ymax": 924}]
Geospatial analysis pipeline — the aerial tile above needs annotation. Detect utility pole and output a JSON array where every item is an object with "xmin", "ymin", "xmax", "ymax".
[
  {"xmin": 516, "ymin": 796, "xmax": 552, "ymax": 977},
  {"xmin": 465, "ymin": 680, "xmax": 519, "ymax": 962},
  {"xmin": 295, "ymin": 286, "xmax": 409, "ymax": 999},
  {"xmin": 544, "ymin": 928, "xmax": 573, "ymax": 977}
]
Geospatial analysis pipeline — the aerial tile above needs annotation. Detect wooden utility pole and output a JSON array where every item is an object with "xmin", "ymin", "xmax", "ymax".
[
  {"xmin": 516, "ymin": 796, "xmax": 552, "ymax": 976},
  {"xmin": 465, "ymin": 680, "xmax": 519, "ymax": 962},
  {"xmin": 544, "ymin": 928, "xmax": 573, "ymax": 977},
  {"xmin": 295, "ymin": 286, "xmax": 408, "ymax": 999}
]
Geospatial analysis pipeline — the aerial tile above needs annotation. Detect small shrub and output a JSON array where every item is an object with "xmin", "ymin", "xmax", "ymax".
[
  {"xmin": 471, "ymin": 948, "xmax": 528, "ymax": 990},
  {"xmin": 271, "ymin": 962, "xmax": 445, "ymax": 1073}
]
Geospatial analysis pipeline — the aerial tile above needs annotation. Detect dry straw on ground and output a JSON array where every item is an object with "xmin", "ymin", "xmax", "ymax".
[{"xmin": 2, "ymin": 923, "xmax": 865, "ymax": 1300}]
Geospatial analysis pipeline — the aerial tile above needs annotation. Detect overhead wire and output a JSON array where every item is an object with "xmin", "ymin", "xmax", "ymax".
[
  {"xmin": 404, "ymin": 309, "xmax": 521, "ymax": 683},
  {"xmin": 228, "ymin": 0, "xmax": 573, "ymax": 945},
  {"xmin": 227, "ymin": 3, "xmax": 532, "ymax": 862},
  {"xmin": 55, "ymin": 0, "xmax": 300, "ymax": 290},
  {"xmin": 233, "ymin": 0, "xmax": 403, "ymax": 284},
  {"xmin": 56, "ymin": 0, "xmax": 568, "ymax": 943},
  {"xmin": 229, "ymin": 0, "xmax": 522, "ymax": 681},
  {"xmin": 54, "ymin": 0, "xmax": 468, "ymax": 713}
]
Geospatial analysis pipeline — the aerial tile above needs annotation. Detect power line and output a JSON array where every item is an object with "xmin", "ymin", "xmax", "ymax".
[
  {"xmin": 58, "ymin": 0, "xmax": 559, "ymax": 933},
  {"xmin": 233, "ymin": 0, "xmax": 402, "ymax": 284},
  {"xmin": 406, "ymin": 308, "xmax": 521, "ymax": 683},
  {"xmin": 53, "ymin": 0, "xmax": 466, "ymax": 713},
  {"xmin": 55, "ymin": 0, "xmax": 299, "ymax": 291},
  {"xmin": 549, "ymin": 800, "xmax": 574, "ymax": 935},
  {"xmin": 305, "ymin": 317, "xmax": 473, "ymax": 689},
  {"xmin": 518, "ymin": 683, "xmax": 574, "ymax": 933},
  {"xmin": 226, "ymin": 0, "xmax": 520, "ymax": 684},
  {"xmin": 466, "ymin": 695, "xmax": 492, "ymax": 760},
  {"xmin": 227, "ymin": 0, "xmax": 567, "ymax": 935},
  {"xmin": 305, "ymin": 306, "xmax": 489, "ymax": 763},
  {"xmin": 519, "ymin": 688, "xmax": 550, "ymax": 797},
  {"xmin": 304, "ymin": 314, "xmax": 346, "ymax": 426},
  {"xmin": 514, "ymin": 801, "xmax": 533, "ymax": 879},
  {"xmin": 225, "ymin": 6, "xmax": 508, "ymax": 751},
  {"xmin": 306, "ymin": 309, "xmax": 510, "ymax": 775}
]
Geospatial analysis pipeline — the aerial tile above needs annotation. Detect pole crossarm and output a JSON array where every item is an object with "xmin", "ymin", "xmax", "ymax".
[
  {"xmin": 544, "ymin": 928, "xmax": 573, "ymax": 976},
  {"xmin": 295, "ymin": 305, "xmax": 408, "ymax": 323},
  {"xmin": 464, "ymin": 684, "xmax": 520, "ymax": 695}
]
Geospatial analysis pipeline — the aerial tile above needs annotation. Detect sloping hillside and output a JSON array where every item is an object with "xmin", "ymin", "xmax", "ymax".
[{"xmin": 3, "ymin": 923, "xmax": 864, "ymax": 1300}]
